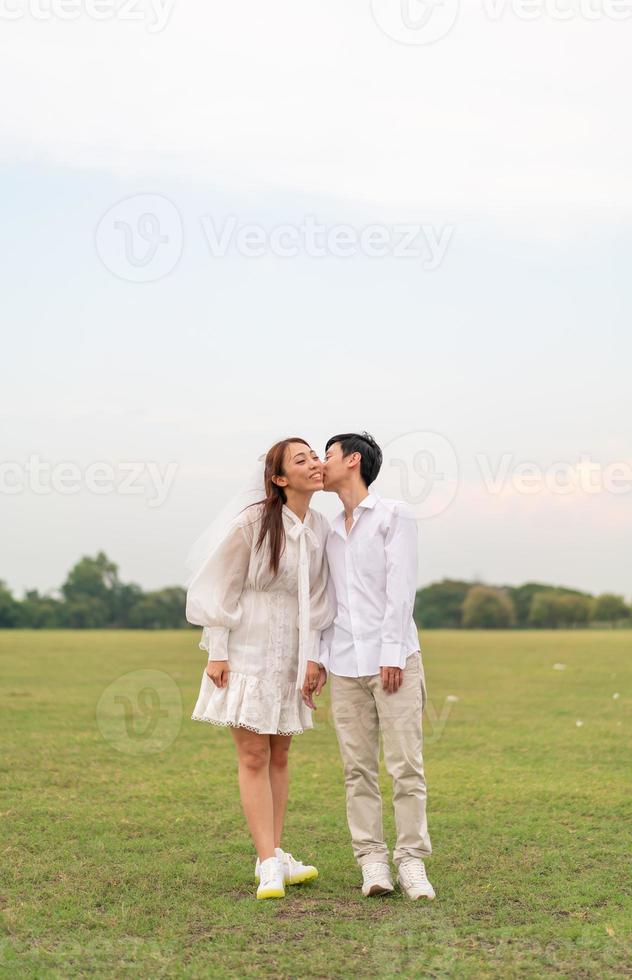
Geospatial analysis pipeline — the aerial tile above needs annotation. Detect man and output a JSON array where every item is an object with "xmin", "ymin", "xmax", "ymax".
[{"xmin": 306, "ymin": 431, "xmax": 434, "ymax": 900}]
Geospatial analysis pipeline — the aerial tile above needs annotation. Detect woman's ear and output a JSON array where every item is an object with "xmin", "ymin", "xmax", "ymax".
[{"xmin": 271, "ymin": 474, "xmax": 288, "ymax": 488}]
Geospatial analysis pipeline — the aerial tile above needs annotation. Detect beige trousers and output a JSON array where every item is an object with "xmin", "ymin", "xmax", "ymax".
[{"xmin": 330, "ymin": 650, "xmax": 432, "ymax": 868}]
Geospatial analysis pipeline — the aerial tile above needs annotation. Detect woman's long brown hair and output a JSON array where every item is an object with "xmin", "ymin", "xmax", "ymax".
[{"xmin": 252, "ymin": 437, "xmax": 310, "ymax": 576}]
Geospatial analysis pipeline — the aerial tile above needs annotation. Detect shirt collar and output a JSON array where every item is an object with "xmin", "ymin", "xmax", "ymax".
[
  {"xmin": 332, "ymin": 492, "xmax": 377, "ymax": 537},
  {"xmin": 356, "ymin": 492, "xmax": 377, "ymax": 511}
]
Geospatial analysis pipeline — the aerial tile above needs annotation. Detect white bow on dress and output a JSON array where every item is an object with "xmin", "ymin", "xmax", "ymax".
[{"xmin": 285, "ymin": 511, "xmax": 320, "ymax": 692}]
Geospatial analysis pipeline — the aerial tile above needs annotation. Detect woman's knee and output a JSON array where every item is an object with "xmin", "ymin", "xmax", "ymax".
[
  {"xmin": 269, "ymin": 737, "xmax": 291, "ymax": 770},
  {"xmin": 234, "ymin": 734, "xmax": 270, "ymax": 772}
]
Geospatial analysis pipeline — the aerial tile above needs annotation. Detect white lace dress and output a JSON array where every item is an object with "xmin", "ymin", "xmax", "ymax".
[{"xmin": 186, "ymin": 502, "xmax": 333, "ymax": 735}]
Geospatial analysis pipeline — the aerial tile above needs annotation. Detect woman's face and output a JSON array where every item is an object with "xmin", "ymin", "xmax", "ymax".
[{"xmin": 278, "ymin": 442, "xmax": 324, "ymax": 493}]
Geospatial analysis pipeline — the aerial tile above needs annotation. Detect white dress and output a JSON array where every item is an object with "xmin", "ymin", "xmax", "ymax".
[{"xmin": 186, "ymin": 502, "xmax": 333, "ymax": 735}]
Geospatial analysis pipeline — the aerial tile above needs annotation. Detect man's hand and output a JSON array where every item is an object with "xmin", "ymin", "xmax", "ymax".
[
  {"xmin": 301, "ymin": 660, "xmax": 327, "ymax": 709},
  {"xmin": 206, "ymin": 660, "xmax": 229, "ymax": 688},
  {"xmin": 380, "ymin": 666, "xmax": 403, "ymax": 694}
]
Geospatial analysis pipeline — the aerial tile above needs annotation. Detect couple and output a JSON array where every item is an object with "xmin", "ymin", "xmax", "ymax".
[{"xmin": 185, "ymin": 432, "xmax": 434, "ymax": 902}]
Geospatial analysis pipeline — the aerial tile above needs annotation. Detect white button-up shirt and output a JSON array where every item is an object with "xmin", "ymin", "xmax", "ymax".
[{"xmin": 319, "ymin": 492, "xmax": 421, "ymax": 677}]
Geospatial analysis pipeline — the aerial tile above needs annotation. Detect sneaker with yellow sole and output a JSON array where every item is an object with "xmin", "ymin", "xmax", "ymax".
[
  {"xmin": 256, "ymin": 855, "xmax": 285, "ymax": 900},
  {"xmin": 255, "ymin": 847, "xmax": 318, "ymax": 886}
]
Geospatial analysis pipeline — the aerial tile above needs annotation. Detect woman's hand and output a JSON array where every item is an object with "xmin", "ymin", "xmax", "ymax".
[
  {"xmin": 206, "ymin": 660, "xmax": 229, "ymax": 688},
  {"xmin": 301, "ymin": 660, "xmax": 327, "ymax": 709}
]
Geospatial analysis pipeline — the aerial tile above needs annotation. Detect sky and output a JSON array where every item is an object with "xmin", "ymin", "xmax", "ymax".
[{"xmin": 1, "ymin": 0, "xmax": 630, "ymax": 600}]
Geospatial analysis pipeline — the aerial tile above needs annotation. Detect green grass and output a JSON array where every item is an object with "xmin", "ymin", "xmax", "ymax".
[{"xmin": 1, "ymin": 629, "xmax": 630, "ymax": 978}]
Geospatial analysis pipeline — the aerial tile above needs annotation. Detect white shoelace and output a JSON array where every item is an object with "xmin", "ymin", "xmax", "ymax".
[
  {"xmin": 363, "ymin": 862, "xmax": 391, "ymax": 884},
  {"xmin": 400, "ymin": 861, "xmax": 429, "ymax": 885},
  {"xmin": 260, "ymin": 859, "xmax": 282, "ymax": 887}
]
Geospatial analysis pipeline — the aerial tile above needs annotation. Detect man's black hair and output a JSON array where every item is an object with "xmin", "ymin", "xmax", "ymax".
[{"xmin": 325, "ymin": 431, "xmax": 383, "ymax": 487}]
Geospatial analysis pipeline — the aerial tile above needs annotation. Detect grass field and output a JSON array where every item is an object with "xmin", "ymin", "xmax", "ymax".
[{"xmin": 1, "ymin": 629, "xmax": 630, "ymax": 978}]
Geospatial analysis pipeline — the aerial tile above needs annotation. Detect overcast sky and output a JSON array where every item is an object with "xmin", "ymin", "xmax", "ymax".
[{"xmin": 1, "ymin": 1, "xmax": 630, "ymax": 599}]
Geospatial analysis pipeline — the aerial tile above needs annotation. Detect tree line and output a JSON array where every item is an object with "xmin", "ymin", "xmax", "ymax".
[
  {"xmin": 414, "ymin": 580, "xmax": 631, "ymax": 629},
  {"xmin": 0, "ymin": 553, "xmax": 187, "ymax": 629},
  {"xmin": 0, "ymin": 553, "xmax": 629, "ymax": 630}
]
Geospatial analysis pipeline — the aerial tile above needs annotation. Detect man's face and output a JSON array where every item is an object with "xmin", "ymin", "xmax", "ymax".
[{"xmin": 323, "ymin": 441, "xmax": 348, "ymax": 492}]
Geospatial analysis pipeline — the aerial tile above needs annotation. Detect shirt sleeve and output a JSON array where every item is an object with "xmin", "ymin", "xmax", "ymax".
[
  {"xmin": 185, "ymin": 516, "xmax": 253, "ymax": 661},
  {"xmin": 317, "ymin": 571, "xmax": 337, "ymax": 675},
  {"xmin": 306, "ymin": 514, "xmax": 336, "ymax": 670},
  {"xmin": 379, "ymin": 502, "xmax": 418, "ymax": 669}
]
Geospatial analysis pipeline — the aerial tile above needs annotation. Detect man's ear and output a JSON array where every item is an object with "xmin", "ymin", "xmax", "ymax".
[{"xmin": 347, "ymin": 451, "xmax": 361, "ymax": 469}]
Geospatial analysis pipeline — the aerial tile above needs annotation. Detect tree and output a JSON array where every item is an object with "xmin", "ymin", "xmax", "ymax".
[
  {"xmin": 508, "ymin": 582, "xmax": 592, "ymax": 627},
  {"xmin": 59, "ymin": 596, "xmax": 110, "ymax": 629},
  {"xmin": 556, "ymin": 594, "xmax": 591, "ymax": 627},
  {"xmin": 61, "ymin": 552, "xmax": 119, "ymax": 604},
  {"xmin": 591, "ymin": 593, "xmax": 630, "ymax": 626},
  {"xmin": 529, "ymin": 589, "xmax": 595, "ymax": 628},
  {"xmin": 128, "ymin": 588, "xmax": 188, "ymax": 629},
  {"xmin": 17, "ymin": 590, "xmax": 64, "ymax": 628},
  {"xmin": 414, "ymin": 579, "xmax": 471, "ymax": 628},
  {"xmin": 529, "ymin": 591, "xmax": 562, "ymax": 628},
  {"xmin": 462, "ymin": 585, "xmax": 516, "ymax": 629},
  {"xmin": 507, "ymin": 582, "xmax": 559, "ymax": 628},
  {"xmin": 0, "ymin": 580, "xmax": 20, "ymax": 627},
  {"xmin": 60, "ymin": 553, "xmax": 144, "ymax": 627},
  {"xmin": 110, "ymin": 582, "xmax": 144, "ymax": 627}
]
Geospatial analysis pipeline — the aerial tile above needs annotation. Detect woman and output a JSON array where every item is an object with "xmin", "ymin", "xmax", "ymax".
[{"xmin": 186, "ymin": 438, "xmax": 333, "ymax": 900}]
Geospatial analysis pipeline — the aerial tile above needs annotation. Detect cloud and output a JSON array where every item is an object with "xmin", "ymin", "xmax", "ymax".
[{"xmin": 0, "ymin": 1, "xmax": 630, "ymax": 209}]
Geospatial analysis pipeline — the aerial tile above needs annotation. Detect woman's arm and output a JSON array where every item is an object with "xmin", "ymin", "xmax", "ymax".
[
  {"xmin": 302, "ymin": 513, "xmax": 335, "ymax": 704},
  {"xmin": 186, "ymin": 515, "xmax": 253, "ymax": 684}
]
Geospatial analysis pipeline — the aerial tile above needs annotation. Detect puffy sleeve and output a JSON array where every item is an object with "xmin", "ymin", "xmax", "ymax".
[
  {"xmin": 306, "ymin": 512, "xmax": 335, "ymax": 665},
  {"xmin": 185, "ymin": 515, "xmax": 253, "ymax": 661}
]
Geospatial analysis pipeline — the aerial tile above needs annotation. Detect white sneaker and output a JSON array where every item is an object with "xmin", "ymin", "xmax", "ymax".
[
  {"xmin": 397, "ymin": 859, "xmax": 435, "ymax": 900},
  {"xmin": 256, "ymin": 856, "xmax": 285, "ymax": 900},
  {"xmin": 255, "ymin": 847, "xmax": 318, "ymax": 886},
  {"xmin": 361, "ymin": 862, "xmax": 394, "ymax": 897}
]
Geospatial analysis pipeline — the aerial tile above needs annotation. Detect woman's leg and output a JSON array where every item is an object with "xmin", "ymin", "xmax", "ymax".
[
  {"xmin": 230, "ymin": 727, "xmax": 275, "ymax": 861},
  {"xmin": 269, "ymin": 734, "xmax": 292, "ymax": 849}
]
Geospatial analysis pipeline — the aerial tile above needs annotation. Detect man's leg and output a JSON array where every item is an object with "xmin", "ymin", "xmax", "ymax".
[
  {"xmin": 330, "ymin": 672, "xmax": 389, "ymax": 867},
  {"xmin": 371, "ymin": 651, "xmax": 432, "ymax": 868}
]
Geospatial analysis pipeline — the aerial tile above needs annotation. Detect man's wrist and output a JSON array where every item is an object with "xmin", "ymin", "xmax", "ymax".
[{"xmin": 379, "ymin": 641, "xmax": 407, "ymax": 669}]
